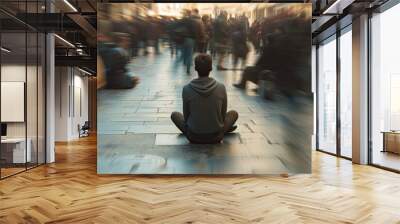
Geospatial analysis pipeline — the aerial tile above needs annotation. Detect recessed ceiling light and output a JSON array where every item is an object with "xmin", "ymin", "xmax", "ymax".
[
  {"xmin": 54, "ymin": 34, "xmax": 75, "ymax": 48},
  {"xmin": 63, "ymin": 0, "xmax": 78, "ymax": 12},
  {"xmin": 323, "ymin": 0, "xmax": 354, "ymax": 15},
  {"xmin": 78, "ymin": 67, "xmax": 93, "ymax": 76}
]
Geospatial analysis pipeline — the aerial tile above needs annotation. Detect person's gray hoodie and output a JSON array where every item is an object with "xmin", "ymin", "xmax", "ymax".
[{"xmin": 182, "ymin": 77, "xmax": 227, "ymax": 135}]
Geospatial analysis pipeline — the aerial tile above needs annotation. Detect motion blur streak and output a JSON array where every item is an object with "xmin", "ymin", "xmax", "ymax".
[{"xmin": 97, "ymin": 3, "xmax": 313, "ymax": 174}]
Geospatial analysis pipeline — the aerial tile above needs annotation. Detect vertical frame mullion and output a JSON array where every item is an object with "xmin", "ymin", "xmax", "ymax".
[
  {"xmin": 73, "ymin": 68, "xmax": 75, "ymax": 118},
  {"xmin": 336, "ymin": 29, "xmax": 341, "ymax": 157},
  {"xmin": 25, "ymin": 0, "xmax": 28, "ymax": 171},
  {"xmin": 44, "ymin": 0, "xmax": 48, "ymax": 164},
  {"xmin": 367, "ymin": 10, "xmax": 373, "ymax": 165},
  {"xmin": 316, "ymin": 44, "xmax": 320, "ymax": 151},
  {"xmin": 36, "ymin": 0, "xmax": 39, "ymax": 167},
  {"xmin": 0, "ymin": 18, "xmax": 2, "ymax": 179}
]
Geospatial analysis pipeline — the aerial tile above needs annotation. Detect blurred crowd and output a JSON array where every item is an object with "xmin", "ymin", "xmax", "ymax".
[{"xmin": 98, "ymin": 6, "xmax": 311, "ymax": 99}]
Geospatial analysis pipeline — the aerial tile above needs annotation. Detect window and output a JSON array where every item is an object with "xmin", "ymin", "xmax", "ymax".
[
  {"xmin": 370, "ymin": 3, "xmax": 400, "ymax": 171},
  {"xmin": 317, "ymin": 36, "xmax": 337, "ymax": 154},
  {"xmin": 339, "ymin": 28, "xmax": 352, "ymax": 158}
]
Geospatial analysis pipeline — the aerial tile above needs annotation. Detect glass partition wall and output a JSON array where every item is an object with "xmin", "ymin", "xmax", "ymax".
[
  {"xmin": 316, "ymin": 26, "xmax": 353, "ymax": 159},
  {"xmin": 370, "ymin": 2, "xmax": 400, "ymax": 171},
  {"xmin": 0, "ymin": 2, "xmax": 46, "ymax": 179}
]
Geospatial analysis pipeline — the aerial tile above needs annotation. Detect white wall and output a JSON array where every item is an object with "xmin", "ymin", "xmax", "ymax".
[
  {"xmin": 1, "ymin": 63, "xmax": 46, "ymax": 164},
  {"xmin": 1, "ymin": 65, "xmax": 26, "ymax": 139},
  {"xmin": 54, "ymin": 67, "xmax": 89, "ymax": 141},
  {"xmin": 1, "ymin": 64, "xmax": 42, "ymax": 137},
  {"xmin": 55, "ymin": 67, "xmax": 69, "ymax": 141}
]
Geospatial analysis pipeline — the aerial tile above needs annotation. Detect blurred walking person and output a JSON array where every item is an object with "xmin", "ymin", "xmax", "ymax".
[
  {"xmin": 98, "ymin": 33, "xmax": 139, "ymax": 89},
  {"xmin": 191, "ymin": 9, "xmax": 207, "ymax": 53},
  {"xmin": 201, "ymin": 15, "xmax": 212, "ymax": 53},
  {"xmin": 178, "ymin": 9, "xmax": 198, "ymax": 74},
  {"xmin": 179, "ymin": 10, "xmax": 194, "ymax": 74},
  {"xmin": 213, "ymin": 11, "xmax": 230, "ymax": 70},
  {"xmin": 231, "ymin": 15, "xmax": 249, "ymax": 70},
  {"xmin": 144, "ymin": 16, "xmax": 161, "ymax": 55}
]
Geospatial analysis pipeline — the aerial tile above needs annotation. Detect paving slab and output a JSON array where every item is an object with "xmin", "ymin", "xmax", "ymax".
[{"xmin": 97, "ymin": 49, "xmax": 312, "ymax": 174}]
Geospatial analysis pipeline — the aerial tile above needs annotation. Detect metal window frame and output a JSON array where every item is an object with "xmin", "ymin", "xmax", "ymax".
[
  {"xmin": 316, "ymin": 0, "xmax": 400, "ymax": 172},
  {"xmin": 315, "ymin": 24, "xmax": 353, "ymax": 161},
  {"xmin": 367, "ymin": 0, "xmax": 400, "ymax": 173},
  {"xmin": 0, "ymin": 0, "xmax": 47, "ymax": 180}
]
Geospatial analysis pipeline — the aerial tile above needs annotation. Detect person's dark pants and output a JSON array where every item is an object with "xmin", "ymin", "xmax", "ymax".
[
  {"xmin": 170, "ymin": 111, "xmax": 238, "ymax": 143},
  {"xmin": 170, "ymin": 40, "xmax": 176, "ymax": 57},
  {"xmin": 196, "ymin": 42, "xmax": 207, "ymax": 53},
  {"xmin": 237, "ymin": 66, "xmax": 263, "ymax": 87},
  {"xmin": 154, "ymin": 38, "xmax": 160, "ymax": 54},
  {"xmin": 130, "ymin": 39, "xmax": 139, "ymax": 57},
  {"xmin": 104, "ymin": 67, "xmax": 134, "ymax": 89},
  {"xmin": 182, "ymin": 38, "xmax": 195, "ymax": 73}
]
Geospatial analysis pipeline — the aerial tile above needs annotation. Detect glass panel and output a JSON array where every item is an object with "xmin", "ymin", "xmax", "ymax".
[
  {"xmin": 38, "ymin": 33, "xmax": 45, "ymax": 165},
  {"xmin": 1, "ymin": 31, "xmax": 28, "ymax": 177},
  {"xmin": 371, "ymin": 3, "xmax": 400, "ymax": 171},
  {"xmin": 27, "ymin": 31, "xmax": 38, "ymax": 169},
  {"xmin": 340, "ymin": 29, "xmax": 352, "ymax": 158},
  {"xmin": 317, "ymin": 36, "xmax": 337, "ymax": 154},
  {"xmin": 0, "ymin": 1, "xmax": 46, "ymax": 178}
]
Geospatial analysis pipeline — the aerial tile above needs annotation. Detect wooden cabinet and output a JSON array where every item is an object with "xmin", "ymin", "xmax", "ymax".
[{"xmin": 382, "ymin": 132, "xmax": 400, "ymax": 154}]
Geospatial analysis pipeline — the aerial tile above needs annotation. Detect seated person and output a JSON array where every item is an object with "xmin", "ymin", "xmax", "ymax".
[
  {"xmin": 171, "ymin": 54, "xmax": 238, "ymax": 144},
  {"xmin": 98, "ymin": 33, "xmax": 139, "ymax": 89}
]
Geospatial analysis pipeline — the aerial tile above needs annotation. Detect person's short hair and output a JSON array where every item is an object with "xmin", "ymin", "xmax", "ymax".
[{"xmin": 195, "ymin": 54, "xmax": 212, "ymax": 77}]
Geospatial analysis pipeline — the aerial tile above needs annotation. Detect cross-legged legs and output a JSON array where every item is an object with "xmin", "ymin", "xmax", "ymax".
[
  {"xmin": 223, "ymin": 110, "xmax": 239, "ymax": 133},
  {"xmin": 171, "ymin": 110, "xmax": 238, "ymax": 135},
  {"xmin": 171, "ymin": 112, "xmax": 186, "ymax": 133}
]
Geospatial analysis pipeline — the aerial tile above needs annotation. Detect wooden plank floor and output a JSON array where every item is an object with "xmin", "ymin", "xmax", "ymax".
[{"xmin": 1, "ymin": 135, "xmax": 400, "ymax": 224}]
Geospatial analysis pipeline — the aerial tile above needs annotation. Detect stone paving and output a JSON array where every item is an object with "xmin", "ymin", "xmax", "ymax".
[{"xmin": 97, "ymin": 46, "xmax": 313, "ymax": 174}]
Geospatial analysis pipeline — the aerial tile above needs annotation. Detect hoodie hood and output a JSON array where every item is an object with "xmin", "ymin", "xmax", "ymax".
[{"xmin": 189, "ymin": 77, "xmax": 218, "ymax": 97}]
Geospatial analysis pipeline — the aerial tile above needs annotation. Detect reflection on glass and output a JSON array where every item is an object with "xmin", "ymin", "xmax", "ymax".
[
  {"xmin": 340, "ymin": 29, "xmax": 352, "ymax": 158},
  {"xmin": 371, "ymin": 3, "xmax": 400, "ymax": 171},
  {"xmin": 318, "ymin": 37, "xmax": 337, "ymax": 154}
]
